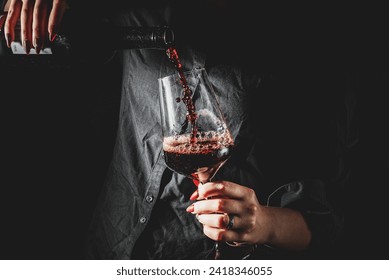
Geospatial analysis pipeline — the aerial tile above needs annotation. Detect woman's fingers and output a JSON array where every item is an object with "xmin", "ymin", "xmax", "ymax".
[
  {"xmin": 193, "ymin": 181, "xmax": 256, "ymax": 201},
  {"xmin": 48, "ymin": 0, "xmax": 67, "ymax": 41},
  {"xmin": 196, "ymin": 213, "xmax": 243, "ymax": 230},
  {"xmin": 32, "ymin": 0, "xmax": 48, "ymax": 53},
  {"xmin": 190, "ymin": 198, "xmax": 243, "ymax": 215},
  {"xmin": 3, "ymin": 0, "xmax": 68, "ymax": 52},
  {"xmin": 3, "ymin": 0, "xmax": 22, "ymax": 47},
  {"xmin": 187, "ymin": 180, "xmax": 263, "ymax": 244},
  {"xmin": 20, "ymin": 0, "xmax": 34, "ymax": 54},
  {"xmin": 203, "ymin": 225, "xmax": 248, "ymax": 243}
]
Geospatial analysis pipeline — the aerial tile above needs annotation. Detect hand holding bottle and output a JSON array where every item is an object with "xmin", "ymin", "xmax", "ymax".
[
  {"xmin": 3, "ymin": 0, "xmax": 68, "ymax": 54},
  {"xmin": 1, "ymin": 0, "xmax": 173, "ymax": 68}
]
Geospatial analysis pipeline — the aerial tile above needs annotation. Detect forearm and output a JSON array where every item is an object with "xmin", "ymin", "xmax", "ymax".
[{"xmin": 262, "ymin": 206, "xmax": 311, "ymax": 251}]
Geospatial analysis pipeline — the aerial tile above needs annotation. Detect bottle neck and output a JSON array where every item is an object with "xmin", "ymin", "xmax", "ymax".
[{"xmin": 113, "ymin": 26, "xmax": 174, "ymax": 50}]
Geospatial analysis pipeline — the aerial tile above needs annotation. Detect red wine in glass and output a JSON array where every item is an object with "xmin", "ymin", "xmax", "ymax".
[{"xmin": 163, "ymin": 130, "xmax": 234, "ymax": 183}]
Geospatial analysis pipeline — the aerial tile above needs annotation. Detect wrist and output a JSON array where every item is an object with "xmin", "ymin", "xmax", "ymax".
[
  {"xmin": 258, "ymin": 205, "xmax": 277, "ymax": 245},
  {"xmin": 257, "ymin": 206, "xmax": 311, "ymax": 251}
]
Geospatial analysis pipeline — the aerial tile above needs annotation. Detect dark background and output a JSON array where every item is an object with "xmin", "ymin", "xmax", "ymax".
[
  {"xmin": 1, "ymin": 2, "xmax": 388, "ymax": 259},
  {"xmin": 0, "ymin": 50, "xmax": 122, "ymax": 259}
]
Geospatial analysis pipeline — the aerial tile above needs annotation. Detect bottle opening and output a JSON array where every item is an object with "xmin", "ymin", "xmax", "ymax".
[{"xmin": 163, "ymin": 28, "xmax": 174, "ymax": 46}]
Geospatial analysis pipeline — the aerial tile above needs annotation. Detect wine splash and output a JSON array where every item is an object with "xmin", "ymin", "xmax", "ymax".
[{"xmin": 166, "ymin": 47, "xmax": 198, "ymax": 141}]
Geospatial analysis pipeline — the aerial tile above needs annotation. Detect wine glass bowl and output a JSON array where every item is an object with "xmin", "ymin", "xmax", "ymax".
[{"xmin": 159, "ymin": 67, "xmax": 234, "ymax": 184}]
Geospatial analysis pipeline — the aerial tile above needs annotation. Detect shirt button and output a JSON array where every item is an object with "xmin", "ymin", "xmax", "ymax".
[
  {"xmin": 145, "ymin": 195, "xmax": 153, "ymax": 203},
  {"xmin": 139, "ymin": 217, "xmax": 147, "ymax": 224}
]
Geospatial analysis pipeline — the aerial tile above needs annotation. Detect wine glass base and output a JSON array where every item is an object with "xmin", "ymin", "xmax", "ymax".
[{"xmin": 207, "ymin": 241, "xmax": 256, "ymax": 260}]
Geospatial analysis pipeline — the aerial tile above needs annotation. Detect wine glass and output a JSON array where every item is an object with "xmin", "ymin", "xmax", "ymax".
[{"xmin": 159, "ymin": 67, "xmax": 234, "ymax": 259}]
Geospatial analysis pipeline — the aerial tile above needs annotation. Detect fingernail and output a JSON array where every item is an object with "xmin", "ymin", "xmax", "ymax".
[
  {"xmin": 49, "ymin": 32, "xmax": 57, "ymax": 42},
  {"xmin": 34, "ymin": 37, "xmax": 43, "ymax": 54},
  {"xmin": 22, "ymin": 40, "xmax": 31, "ymax": 55},
  {"xmin": 190, "ymin": 190, "xmax": 199, "ymax": 201},
  {"xmin": 5, "ymin": 33, "xmax": 12, "ymax": 48},
  {"xmin": 192, "ymin": 178, "xmax": 200, "ymax": 187},
  {"xmin": 186, "ymin": 204, "xmax": 194, "ymax": 213}
]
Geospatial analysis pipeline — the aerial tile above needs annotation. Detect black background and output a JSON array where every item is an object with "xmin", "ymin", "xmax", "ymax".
[
  {"xmin": 1, "ymin": 1, "xmax": 388, "ymax": 259},
  {"xmin": 0, "ymin": 49, "xmax": 122, "ymax": 259}
]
